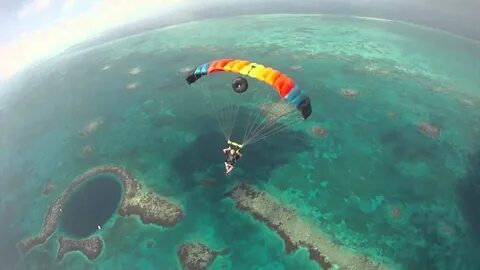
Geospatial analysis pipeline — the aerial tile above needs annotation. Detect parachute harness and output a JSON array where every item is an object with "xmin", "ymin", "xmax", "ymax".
[{"xmin": 227, "ymin": 140, "xmax": 243, "ymax": 150}]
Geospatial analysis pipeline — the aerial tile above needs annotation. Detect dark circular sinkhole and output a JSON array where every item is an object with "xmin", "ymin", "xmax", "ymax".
[{"xmin": 60, "ymin": 174, "xmax": 122, "ymax": 238}]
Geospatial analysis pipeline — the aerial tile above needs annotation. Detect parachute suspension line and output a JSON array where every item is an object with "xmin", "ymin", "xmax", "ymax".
[
  {"xmin": 200, "ymin": 83, "xmax": 231, "ymax": 140},
  {"xmin": 246, "ymin": 100, "xmax": 288, "ymax": 139},
  {"xmin": 243, "ymin": 110, "xmax": 274, "ymax": 145},
  {"xmin": 242, "ymin": 87, "xmax": 268, "ymax": 142},
  {"xmin": 219, "ymin": 102, "xmax": 240, "ymax": 140},
  {"xmin": 242, "ymin": 101, "xmax": 300, "ymax": 146},
  {"xmin": 241, "ymin": 90, "xmax": 275, "ymax": 144},
  {"xmin": 242, "ymin": 102, "xmax": 266, "ymax": 143},
  {"xmin": 241, "ymin": 103, "xmax": 260, "ymax": 142},
  {"xmin": 199, "ymin": 82, "xmax": 240, "ymax": 141},
  {"xmin": 244, "ymin": 117, "xmax": 302, "ymax": 145},
  {"xmin": 243, "ymin": 94, "xmax": 285, "ymax": 146}
]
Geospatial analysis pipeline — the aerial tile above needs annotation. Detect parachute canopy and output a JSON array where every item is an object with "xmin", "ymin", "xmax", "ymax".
[{"xmin": 185, "ymin": 58, "xmax": 312, "ymax": 119}]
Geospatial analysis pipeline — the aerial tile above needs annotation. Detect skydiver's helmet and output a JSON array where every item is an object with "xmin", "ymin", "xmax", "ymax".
[{"xmin": 230, "ymin": 149, "xmax": 236, "ymax": 155}]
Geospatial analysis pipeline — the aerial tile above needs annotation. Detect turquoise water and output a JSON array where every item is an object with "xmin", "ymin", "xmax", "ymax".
[{"xmin": 1, "ymin": 14, "xmax": 480, "ymax": 269}]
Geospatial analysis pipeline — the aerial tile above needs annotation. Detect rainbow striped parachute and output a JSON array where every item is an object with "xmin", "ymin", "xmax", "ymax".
[{"xmin": 185, "ymin": 58, "xmax": 311, "ymax": 119}]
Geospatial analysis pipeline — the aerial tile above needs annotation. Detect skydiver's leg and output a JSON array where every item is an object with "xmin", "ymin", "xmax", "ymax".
[
  {"xmin": 225, "ymin": 163, "xmax": 234, "ymax": 174},
  {"xmin": 225, "ymin": 162, "xmax": 230, "ymax": 173}
]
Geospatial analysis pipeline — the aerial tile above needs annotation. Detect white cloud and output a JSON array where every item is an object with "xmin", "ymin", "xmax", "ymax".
[
  {"xmin": 61, "ymin": 0, "xmax": 76, "ymax": 12},
  {"xmin": 1, "ymin": 0, "xmax": 184, "ymax": 81},
  {"xmin": 18, "ymin": 0, "xmax": 51, "ymax": 18}
]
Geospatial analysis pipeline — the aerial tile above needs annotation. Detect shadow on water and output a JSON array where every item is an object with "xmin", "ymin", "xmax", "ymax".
[
  {"xmin": 169, "ymin": 122, "xmax": 311, "ymax": 192},
  {"xmin": 379, "ymin": 127, "xmax": 438, "ymax": 162},
  {"xmin": 168, "ymin": 118, "xmax": 312, "ymax": 256},
  {"xmin": 456, "ymin": 150, "xmax": 480, "ymax": 240}
]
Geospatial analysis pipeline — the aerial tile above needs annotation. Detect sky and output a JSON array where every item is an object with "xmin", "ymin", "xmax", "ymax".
[
  {"xmin": 0, "ymin": 0, "xmax": 186, "ymax": 81},
  {"xmin": 0, "ymin": 0, "xmax": 479, "ymax": 81}
]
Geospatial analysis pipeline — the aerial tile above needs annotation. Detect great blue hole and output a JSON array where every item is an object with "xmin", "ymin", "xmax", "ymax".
[{"xmin": 60, "ymin": 174, "xmax": 122, "ymax": 238}]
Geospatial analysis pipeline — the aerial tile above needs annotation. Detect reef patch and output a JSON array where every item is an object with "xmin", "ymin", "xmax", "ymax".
[
  {"xmin": 17, "ymin": 165, "xmax": 183, "ymax": 254},
  {"xmin": 227, "ymin": 183, "xmax": 390, "ymax": 270},
  {"xmin": 417, "ymin": 121, "xmax": 440, "ymax": 139},
  {"xmin": 311, "ymin": 126, "xmax": 328, "ymax": 137},
  {"xmin": 177, "ymin": 242, "xmax": 229, "ymax": 270},
  {"xmin": 41, "ymin": 181, "xmax": 55, "ymax": 196},
  {"xmin": 340, "ymin": 88, "xmax": 359, "ymax": 98},
  {"xmin": 56, "ymin": 236, "xmax": 103, "ymax": 262}
]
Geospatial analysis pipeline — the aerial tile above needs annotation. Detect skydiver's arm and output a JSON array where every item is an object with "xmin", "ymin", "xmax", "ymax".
[
  {"xmin": 223, "ymin": 147, "xmax": 230, "ymax": 153},
  {"xmin": 237, "ymin": 152, "xmax": 243, "ymax": 158}
]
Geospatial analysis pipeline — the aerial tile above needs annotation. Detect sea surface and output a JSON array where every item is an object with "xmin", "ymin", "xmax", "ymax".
[{"xmin": 1, "ymin": 14, "xmax": 480, "ymax": 270}]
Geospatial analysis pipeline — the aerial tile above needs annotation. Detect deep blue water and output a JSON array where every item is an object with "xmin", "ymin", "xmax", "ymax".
[{"xmin": 60, "ymin": 174, "xmax": 122, "ymax": 238}]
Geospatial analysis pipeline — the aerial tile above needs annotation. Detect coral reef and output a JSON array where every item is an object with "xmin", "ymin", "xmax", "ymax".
[
  {"xmin": 41, "ymin": 182, "xmax": 55, "ymax": 196},
  {"xmin": 289, "ymin": 65, "xmax": 303, "ymax": 71},
  {"xmin": 128, "ymin": 67, "xmax": 141, "ymax": 75},
  {"xmin": 146, "ymin": 240, "xmax": 155, "ymax": 248},
  {"xmin": 227, "ymin": 183, "xmax": 390, "ymax": 270},
  {"xmin": 80, "ymin": 144, "xmax": 94, "ymax": 157},
  {"xmin": 17, "ymin": 165, "xmax": 183, "ymax": 254},
  {"xmin": 417, "ymin": 121, "xmax": 440, "ymax": 139},
  {"xmin": 80, "ymin": 118, "xmax": 104, "ymax": 136},
  {"xmin": 340, "ymin": 88, "xmax": 359, "ymax": 98},
  {"xmin": 177, "ymin": 242, "xmax": 229, "ymax": 270},
  {"xmin": 126, "ymin": 82, "xmax": 139, "ymax": 91},
  {"xmin": 56, "ymin": 236, "xmax": 103, "ymax": 262},
  {"xmin": 118, "ymin": 167, "xmax": 183, "ymax": 226},
  {"xmin": 311, "ymin": 126, "xmax": 328, "ymax": 137}
]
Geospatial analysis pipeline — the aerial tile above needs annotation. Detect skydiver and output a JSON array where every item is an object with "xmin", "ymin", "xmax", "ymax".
[{"xmin": 223, "ymin": 145, "xmax": 243, "ymax": 175}]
